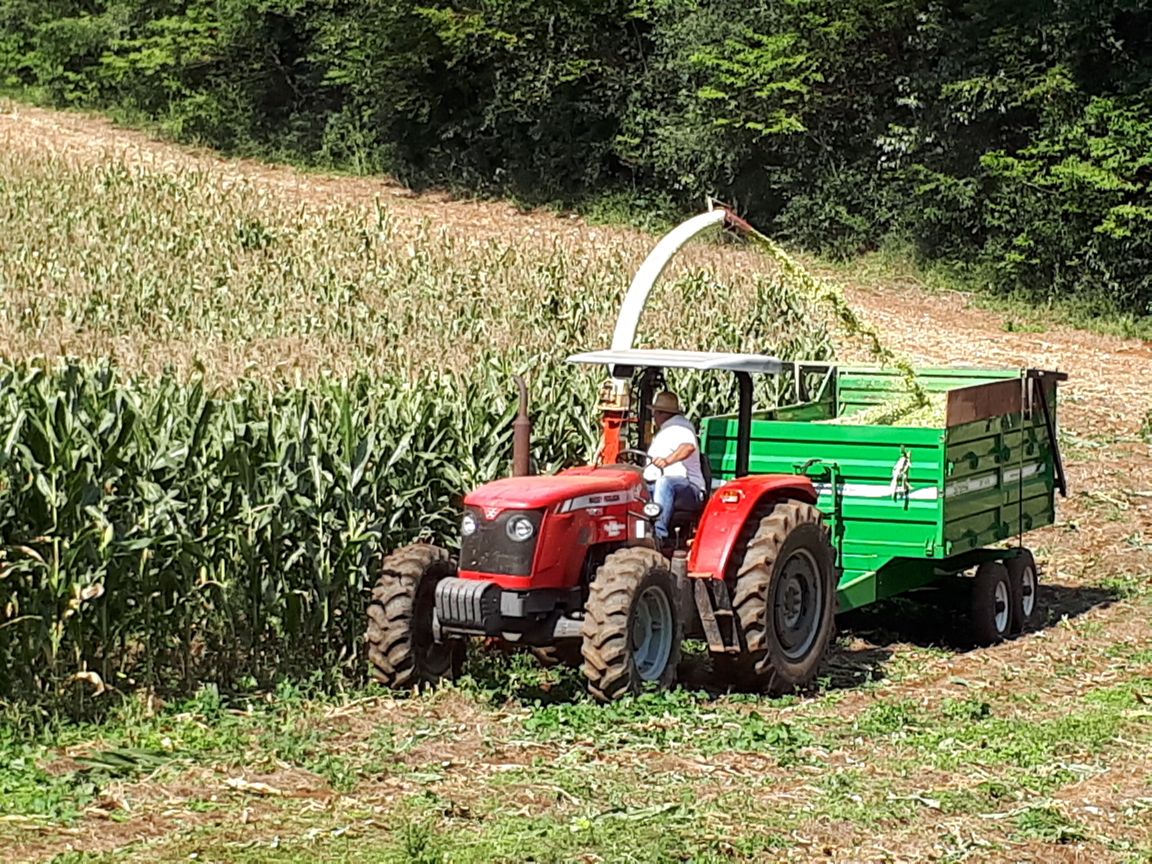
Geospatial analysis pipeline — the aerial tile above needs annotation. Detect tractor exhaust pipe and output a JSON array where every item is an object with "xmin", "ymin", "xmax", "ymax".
[{"xmin": 512, "ymin": 375, "xmax": 533, "ymax": 477}]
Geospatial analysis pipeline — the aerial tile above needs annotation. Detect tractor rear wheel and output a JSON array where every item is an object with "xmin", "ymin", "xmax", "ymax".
[
  {"xmin": 1006, "ymin": 549, "xmax": 1043, "ymax": 634},
  {"xmin": 715, "ymin": 499, "xmax": 836, "ymax": 694},
  {"xmin": 969, "ymin": 561, "xmax": 1012, "ymax": 645},
  {"xmin": 366, "ymin": 543, "xmax": 464, "ymax": 690},
  {"xmin": 581, "ymin": 548, "xmax": 682, "ymax": 702}
]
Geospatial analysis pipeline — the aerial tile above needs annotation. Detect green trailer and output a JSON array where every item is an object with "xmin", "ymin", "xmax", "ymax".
[
  {"xmin": 565, "ymin": 347, "xmax": 1069, "ymax": 669},
  {"xmin": 699, "ymin": 363, "xmax": 1067, "ymax": 641}
]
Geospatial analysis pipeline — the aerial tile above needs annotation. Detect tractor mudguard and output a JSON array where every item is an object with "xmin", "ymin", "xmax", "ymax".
[{"xmin": 686, "ymin": 475, "xmax": 818, "ymax": 580}]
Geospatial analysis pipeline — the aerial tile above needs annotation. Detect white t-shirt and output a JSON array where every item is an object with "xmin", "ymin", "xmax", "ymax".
[{"xmin": 646, "ymin": 415, "xmax": 706, "ymax": 492}]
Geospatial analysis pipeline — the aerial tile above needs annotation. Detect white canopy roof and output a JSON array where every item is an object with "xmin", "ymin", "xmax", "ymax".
[{"xmin": 567, "ymin": 348, "xmax": 785, "ymax": 376}]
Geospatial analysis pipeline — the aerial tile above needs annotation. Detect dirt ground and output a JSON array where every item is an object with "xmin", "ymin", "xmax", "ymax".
[{"xmin": 2, "ymin": 103, "xmax": 1151, "ymax": 863}]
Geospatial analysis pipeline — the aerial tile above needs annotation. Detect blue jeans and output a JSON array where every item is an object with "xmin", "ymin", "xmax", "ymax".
[{"xmin": 649, "ymin": 476, "xmax": 703, "ymax": 540}]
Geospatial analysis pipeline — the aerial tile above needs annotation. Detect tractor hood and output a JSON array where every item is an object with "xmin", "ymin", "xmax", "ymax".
[{"xmin": 464, "ymin": 466, "xmax": 644, "ymax": 512}]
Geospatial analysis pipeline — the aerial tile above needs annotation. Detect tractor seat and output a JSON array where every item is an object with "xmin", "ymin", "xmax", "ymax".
[{"xmin": 665, "ymin": 456, "xmax": 712, "ymax": 537}]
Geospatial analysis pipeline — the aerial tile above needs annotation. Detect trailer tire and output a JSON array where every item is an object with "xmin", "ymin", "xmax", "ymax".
[
  {"xmin": 366, "ymin": 543, "xmax": 464, "ymax": 690},
  {"xmin": 581, "ymin": 548, "xmax": 681, "ymax": 702},
  {"xmin": 715, "ymin": 499, "xmax": 836, "ymax": 694},
  {"xmin": 969, "ymin": 561, "xmax": 1012, "ymax": 646},
  {"xmin": 1006, "ymin": 549, "xmax": 1043, "ymax": 634}
]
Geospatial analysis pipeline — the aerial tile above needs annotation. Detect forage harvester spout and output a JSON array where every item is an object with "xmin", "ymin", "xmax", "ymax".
[{"xmin": 512, "ymin": 375, "xmax": 533, "ymax": 476}]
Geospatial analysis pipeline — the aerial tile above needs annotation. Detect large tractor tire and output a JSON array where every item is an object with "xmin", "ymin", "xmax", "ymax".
[
  {"xmin": 365, "ymin": 543, "xmax": 463, "ymax": 690},
  {"xmin": 1006, "ymin": 549, "xmax": 1043, "ymax": 634},
  {"xmin": 715, "ymin": 499, "xmax": 837, "ymax": 694},
  {"xmin": 581, "ymin": 548, "xmax": 682, "ymax": 702},
  {"xmin": 969, "ymin": 561, "xmax": 1012, "ymax": 646}
]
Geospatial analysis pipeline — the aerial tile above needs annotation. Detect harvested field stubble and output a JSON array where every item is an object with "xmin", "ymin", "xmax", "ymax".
[{"xmin": 0, "ymin": 150, "xmax": 834, "ymax": 704}]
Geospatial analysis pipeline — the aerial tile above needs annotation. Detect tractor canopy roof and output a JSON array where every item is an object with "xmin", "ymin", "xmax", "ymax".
[{"xmin": 567, "ymin": 348, "xmax": 785, "ymax": 377}]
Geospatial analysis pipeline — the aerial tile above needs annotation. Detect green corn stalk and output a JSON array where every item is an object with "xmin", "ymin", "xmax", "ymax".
[{"xmin": 0, "ymin": 147, "xmax": 843, "ymax": 712}]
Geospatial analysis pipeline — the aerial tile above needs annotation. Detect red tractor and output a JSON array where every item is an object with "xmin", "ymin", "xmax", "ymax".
[{"xmin": 365, "ymin": 210, "xmax": 839, "ymax": 701}]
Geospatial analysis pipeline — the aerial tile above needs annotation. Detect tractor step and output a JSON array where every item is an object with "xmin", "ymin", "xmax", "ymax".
[{"xmin": 693, "ymin": 579, "xmax": 741, "ymax": 654}]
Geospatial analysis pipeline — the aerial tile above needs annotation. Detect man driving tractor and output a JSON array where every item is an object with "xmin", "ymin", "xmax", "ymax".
[{"xmin": 644, "ymin": 391, "xmax": 707, "ymax": 540}]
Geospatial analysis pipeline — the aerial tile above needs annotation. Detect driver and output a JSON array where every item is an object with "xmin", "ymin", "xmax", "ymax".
[{"xmin": 645, "ymin": 391, "xmax": 706, "ymax": 541}]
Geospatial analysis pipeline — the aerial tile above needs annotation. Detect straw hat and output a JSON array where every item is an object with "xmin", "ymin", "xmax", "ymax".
[{"xmin": 650, "ymin": 391, "xmax": 682, "ymax": 415}]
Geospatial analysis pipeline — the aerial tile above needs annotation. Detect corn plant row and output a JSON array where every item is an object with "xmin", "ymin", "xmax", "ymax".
[
  {"xmin": 0, "ymin": 361, "xmax": 593, "ymax": 702},
  {"xmin": 0, "ymin": 150, "xmax": 836, "ymax": 708},
  {"xmin": 0, "ymin": 348, "xmax": 830, "ymax": 705}
]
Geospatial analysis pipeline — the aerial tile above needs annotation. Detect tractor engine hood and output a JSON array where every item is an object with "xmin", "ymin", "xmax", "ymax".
[{"xmin": 464, "ymin": 466, "xmax": 645, "ymax": 513}]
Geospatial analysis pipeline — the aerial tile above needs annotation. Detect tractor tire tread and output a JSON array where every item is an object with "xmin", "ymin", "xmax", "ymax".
[
  {"xmin": 717, "ymin": 499, "xmax": 834, "ymax": 694},
  {"xmin": 365, "ymin": 543, "xmax": 459, "ymax": 690},
  {"xmin": 581, "ymin": 547, "xmax": 681, "ymax": 703}
]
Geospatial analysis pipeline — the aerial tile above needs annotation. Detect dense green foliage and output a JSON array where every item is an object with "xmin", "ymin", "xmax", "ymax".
[
  {"xmin": 2, "ymin": 1, "xmax": 1151, "ymax": 315},
  {"xmin": 0, "ymin": 362, "xmax": 528, "ymax": 703}
]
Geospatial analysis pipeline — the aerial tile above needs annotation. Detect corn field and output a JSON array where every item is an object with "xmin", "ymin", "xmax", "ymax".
[{"xmin": 0, "ymin": 145, "xmax": 834, "ymax": 706}]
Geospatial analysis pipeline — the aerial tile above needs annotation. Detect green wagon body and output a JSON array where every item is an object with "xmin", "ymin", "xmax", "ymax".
[{"xmin": 700, "ymin": 366, "xmax": 1064, "ymax": 613}]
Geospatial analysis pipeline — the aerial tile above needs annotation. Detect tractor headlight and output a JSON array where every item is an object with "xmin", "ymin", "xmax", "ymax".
[
  {"xmin": 642, "ymin": 501, "xmax": 662, "ymax": 519},
  {"xmin": 505, "ymin": 515, "xmax": 536, "ymax": 542},
  {"xmin": 460, "ymin": 512, "xmax": 477, "ymax": 537}
]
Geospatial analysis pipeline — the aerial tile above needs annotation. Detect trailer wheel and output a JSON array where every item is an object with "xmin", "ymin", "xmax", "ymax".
[
  {"xmin": 1006, "ymin": 549, "xmax": 1043, "ymax": 633},
  {"xmin": 366, "ymin": 543, "xmax": 464, "ymax": 690},
  {"xmin": 715, "ymin": 500, "xmax": 836, "ymax": 694},
  {"xmin": 969, "ymin": 561, "xmax": 1012, "ymax": 645},
  {"xmin": 581, "ymin": 548, "xmax": 682, "ymax": 702}
]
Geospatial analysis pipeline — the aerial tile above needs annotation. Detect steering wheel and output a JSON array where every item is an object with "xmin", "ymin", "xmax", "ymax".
[{"xmin": 616, "ymin": 448, "xmax": 665, "ymax": 479}]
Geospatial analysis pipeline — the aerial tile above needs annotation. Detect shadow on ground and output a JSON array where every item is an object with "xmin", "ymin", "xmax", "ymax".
[
  {"xmin": 836, "ymin": 582, "xmax": 1120, "ymax": 653},
  {"xmin": 683, "ymin": 581, "xmax": 1119, "ymax": 698},
  {"xmin": 459, "ymin": 582, "xmax": 1121, "ymax": 706}
]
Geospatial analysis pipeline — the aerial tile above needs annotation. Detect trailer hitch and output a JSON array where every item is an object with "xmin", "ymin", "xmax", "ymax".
[{"xmin": 793, "ymin": 458, "xmax": 845, "ymax": 564}]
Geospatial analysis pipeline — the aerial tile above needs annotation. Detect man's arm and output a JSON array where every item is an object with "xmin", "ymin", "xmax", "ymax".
[{"xmin": 652, "ymin": 442, "xmax": 696, "ymax": 470}]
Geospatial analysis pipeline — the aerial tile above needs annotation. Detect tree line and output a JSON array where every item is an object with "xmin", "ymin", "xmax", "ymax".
[{"xmin": 2, "ymin": 0, "xmax": 1150, "ymax": 315}]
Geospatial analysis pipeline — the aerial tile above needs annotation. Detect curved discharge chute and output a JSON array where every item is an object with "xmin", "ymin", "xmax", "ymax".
[
  {"xmin": 588, "ymin": 206, "xmax": 746, "ymax": 465},
  {"xmin": 610, "ymin": 208, "xmax": 729, "ymax": 351},
  {"xmin": 571, "ymin": 204, "xmax": 925, "ymax": 465}
]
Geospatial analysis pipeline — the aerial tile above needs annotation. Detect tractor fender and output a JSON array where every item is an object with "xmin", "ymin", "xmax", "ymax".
[{"xmin": 686, "ymin": 475, "xmax": 818, "ymax": 580}]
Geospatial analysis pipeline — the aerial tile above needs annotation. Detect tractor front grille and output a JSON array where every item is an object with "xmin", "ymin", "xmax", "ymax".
[{"xmin": 459, "ymin": 507, "xmax": 542, "ymax": 576}]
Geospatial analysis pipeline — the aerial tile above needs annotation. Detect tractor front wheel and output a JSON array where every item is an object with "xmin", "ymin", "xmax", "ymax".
[
  {"xmin": 716, "ymin": 499, "xmax": 836, "ymax": 694},
  {"xmin": 581, "ymin": 548, "xmax": 682, "ymax": 702},
  {"xmin": 366, "ymin": 543, "xmax": 464, "ymax": 690}
]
